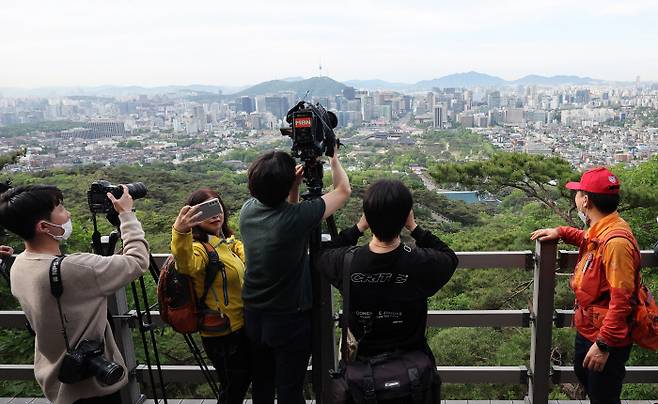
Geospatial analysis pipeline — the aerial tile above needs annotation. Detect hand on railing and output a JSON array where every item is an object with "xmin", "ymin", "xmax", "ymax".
[{"xmin": 530, "ymin": 228, "xmax": 559, "ymax": 242}]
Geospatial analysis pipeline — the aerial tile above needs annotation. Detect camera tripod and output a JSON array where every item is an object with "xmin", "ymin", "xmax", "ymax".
[
  {"xmin": 91, "ymin": 212, "xmax": 220, "ymax": 403},
  {"xmin": 91, "ymin": 211, "xmax": 169, "ymax": 403},
  {"xmin": 301, "ymin": 159, "xmax": 340, "ymax": 404}
]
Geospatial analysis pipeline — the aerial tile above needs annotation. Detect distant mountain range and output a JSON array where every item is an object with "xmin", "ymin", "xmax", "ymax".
[
  {"xmin": 342, "ymin": 79, "xmax": 411, "ymax": 91},
  {"xmin": 346, "ymin": 71, "xmax": 603, "ymax": 91},
  {"xmin": 0, "ymin": 84, "xmax": 248, "ymax": 98},
  {"xmin": 0, "ymin": 72, "xmax": 623, "ymax": 99},
  {"xmin": 224, "ymin": 72, "xmax": 605, "ymax": 98},
  {"xmin": 232, "ymin": 76, "xmax": 348, "ymax": 98}
]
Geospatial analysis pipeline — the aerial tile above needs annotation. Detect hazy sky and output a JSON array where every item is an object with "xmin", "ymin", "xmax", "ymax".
[{"xmin": 2, "ymin": 0, "xmax": 657, "ymax": 87}]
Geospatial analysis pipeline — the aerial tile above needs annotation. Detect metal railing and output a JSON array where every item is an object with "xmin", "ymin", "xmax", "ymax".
[{"xmin": 0, "ymin": 241, "xmax": 656, "ymax": 404}]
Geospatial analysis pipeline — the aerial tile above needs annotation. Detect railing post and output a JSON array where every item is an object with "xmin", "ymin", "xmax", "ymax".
[
  {"xmin": 108, "ymin": 287, "xmax": 142, "ymax": 404},
  {"xmin": 528, "ymin": 239, "xmax": 558, "ymax": 404}
]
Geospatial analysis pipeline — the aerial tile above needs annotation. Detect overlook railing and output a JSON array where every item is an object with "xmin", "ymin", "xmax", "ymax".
[{"xmin": 0, "ymin": 240, "xmax": 656, "ymax": 404}]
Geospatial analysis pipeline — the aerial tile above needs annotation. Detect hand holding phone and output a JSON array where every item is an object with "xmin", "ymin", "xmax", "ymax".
[
  {"xmin": 173, "ymin": 198, "xmax": 223, "ymax": 234},
  {"xmin": 195, "ymin": 198, "xmax": 223, "ymax": 222}
]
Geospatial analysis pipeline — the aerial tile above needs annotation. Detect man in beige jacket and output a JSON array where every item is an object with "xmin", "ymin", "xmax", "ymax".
[{"xmin": 0, "ymin": 184, "xmax": 149, "ymax": 404}]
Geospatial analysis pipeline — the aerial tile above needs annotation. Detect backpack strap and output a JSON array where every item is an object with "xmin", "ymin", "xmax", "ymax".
[
  {"xmin": 199, "ymin": 242, "xmax": 227, "ymax": 308},
  {"xmin": 597, "ymin": 228, "xmax": 642, "ymax": 287},
  {"xmin": 341, "ymin": 246, "xmax": 360, "ymax": 362},
  {"xmin": 597, "ymin": 229, "xmax": 644, "ymax": 314}
]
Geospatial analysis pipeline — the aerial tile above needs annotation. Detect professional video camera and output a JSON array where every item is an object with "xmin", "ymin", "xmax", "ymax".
[
  {"xmin": 87, "ymin": 180, "xmax": 147, "ymax": 214},
  {"xmin": 281, "ymin": 101, "xmax": 339, "ymax": 162},
  {"xmin": 59, "ymin": 339, "xmax": 124, "ymax": 386},
  {"xmin": 280, "ymin": 101, "xmax": 340, "ymax": 196}
]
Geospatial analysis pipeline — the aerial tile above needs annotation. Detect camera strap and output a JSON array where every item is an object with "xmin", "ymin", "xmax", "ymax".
[{"xmin": 49, "ymin": 256, "xmax": 72, "ymax": 352}]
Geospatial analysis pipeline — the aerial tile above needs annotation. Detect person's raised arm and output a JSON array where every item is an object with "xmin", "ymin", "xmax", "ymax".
[
  {"xmin": 288, "ymin": 164, "xmax": 304, "ymax": 204},
  {"xmin": 91, "ymin": 185, "xmax": 150, "ymax": 295},
  {"xmin": 320, "ymin": 151, "xmax": 351, "ymax": 219},
  {"xmin": 171, "ymin": 204, "xmax": 208, "ymax": 275}
]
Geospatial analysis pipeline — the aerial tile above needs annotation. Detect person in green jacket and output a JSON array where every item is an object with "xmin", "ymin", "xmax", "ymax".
[{"xmin": 171, "ymin": 188, "xmax": 250, "ymax": 404}]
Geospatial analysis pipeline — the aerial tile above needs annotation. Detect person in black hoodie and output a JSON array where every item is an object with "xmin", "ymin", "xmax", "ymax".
[{"xmin": 318, "ymin": 179, "xmax": 458, "ymax": 360}]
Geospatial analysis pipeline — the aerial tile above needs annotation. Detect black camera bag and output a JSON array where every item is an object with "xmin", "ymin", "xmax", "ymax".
[{"xmin": 329, "ymin": 247, "xmax": 440, "ymax": 404}]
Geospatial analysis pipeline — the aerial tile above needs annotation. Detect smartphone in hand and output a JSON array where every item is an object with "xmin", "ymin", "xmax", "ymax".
[{"xmin": 195, "ymin": 198, "xmax": 223, "ymax": 222}]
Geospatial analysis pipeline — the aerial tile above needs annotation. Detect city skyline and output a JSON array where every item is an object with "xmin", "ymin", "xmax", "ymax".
[{"xmin": 2, "ymin": 0, "xmax": 658, "ymax": 87}]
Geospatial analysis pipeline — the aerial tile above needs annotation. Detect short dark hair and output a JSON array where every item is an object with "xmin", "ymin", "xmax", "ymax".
[
  {"xmin": 585, "ymin": 191, "xmax": 620, "ymax": 215},
  {"xmin": 185, "ymin": 188, "xmax": 233, "ymax": 241},
  {"xmin": 363, "ymin": 180, "xmax": 413, "ymax": 242},
  {"xmin": 247, "ymin": 151, "xmax": 296, "ymax": 207},
  {"xmin": 0, "ymin": 185, "xmax": 64, "ymax": 241}
]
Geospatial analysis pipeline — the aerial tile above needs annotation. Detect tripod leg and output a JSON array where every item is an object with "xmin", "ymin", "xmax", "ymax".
[
  {"xmin": 185, "ymin": 334, "xmax": 221, "ymax": 399},
  {"xmin": 131, "ymin": 281, "xmax": 160, "ymax": 402},
  {"xmin": 138, "ymin": 276, "xmax": 168, "ymax": 403},
  {"xmin": 324, "ymin": 214, "xmax": 339, "ymax": 241}
]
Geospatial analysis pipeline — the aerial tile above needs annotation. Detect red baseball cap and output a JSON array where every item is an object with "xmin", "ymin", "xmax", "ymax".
[{"xmin": 565, "ymin": 167, "xmax": 620, "ymax": 194}]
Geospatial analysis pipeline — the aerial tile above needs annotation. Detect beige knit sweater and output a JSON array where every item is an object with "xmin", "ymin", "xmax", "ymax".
[{"xmin": 11, "ymin": 212, "xmax": 149, "ymax": 404}]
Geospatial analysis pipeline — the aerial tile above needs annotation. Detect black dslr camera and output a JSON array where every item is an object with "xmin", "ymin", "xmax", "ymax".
[
  {"xmin": 280, "ymin": 101, "xmax": 340, "ymax": 196},
  {"xmin": 59, "ymin": 339, "xmax": 125, "ymax": 385},
  {"xmin": 87, "ymin": 180, "xmax": 147, "ymax": 214}
]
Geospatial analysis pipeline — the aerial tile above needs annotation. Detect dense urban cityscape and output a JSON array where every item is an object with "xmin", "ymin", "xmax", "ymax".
[{"xmin": 1, "ymin": 74, "xmax": 657, "ymax": 174}]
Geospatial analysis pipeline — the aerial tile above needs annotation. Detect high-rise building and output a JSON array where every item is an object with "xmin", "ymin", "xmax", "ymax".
[
  {"xmin": 487, "ymin": 91, "xmax": 501, "ymax": 108},
  {"xmin": 433, "ymin": 106, "xmax": 443, "ymax": 129},
  {"xmin": 459, "ymin": 113, "xmax": 474, "ymax": 128},
  {"xmin": 254, "ymin": 96, "xmax": 266, "ymax": 113},
  {"xmin": 342, "ymin": 87, "xmax": 356, "ymax": 100},
  {"xmin": 504, "ymin": 108, "xmax": 524, "ymax": 125},
  {"xmin": 426, "ymin": 92, "xmax": 435, "ymax": 112},
  {"xmin": 575, "ymin": 89, "xmax": 591, "ymax": 104},
  {"xmin": 264, "ymin": 96, "xmax": 289, "ymax": 119},
  {"xmin": 361, "ymin": 96, "xmax": 375, "ymax": 121},
  {"xmin": 402, "ymin": 95, "xmax": 413, "ymax": 113},
  {"xmin": 240, "ymin": 96, "xmax": 255, "ymax": 114}
]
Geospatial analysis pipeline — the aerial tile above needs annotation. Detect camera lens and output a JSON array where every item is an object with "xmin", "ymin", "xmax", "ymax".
[
  {"xmin": 88, "ymin": 355, "xmax": 125, "ymax": 386},
  {"xmin": 126, "ymin": 182, "xmax": 148, "ymax": 200}
]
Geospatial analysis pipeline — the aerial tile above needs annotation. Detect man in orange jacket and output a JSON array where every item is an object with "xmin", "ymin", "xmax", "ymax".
[{"xmin": 531, "ymin": 167, "xmax": 639, "ymax": 404}]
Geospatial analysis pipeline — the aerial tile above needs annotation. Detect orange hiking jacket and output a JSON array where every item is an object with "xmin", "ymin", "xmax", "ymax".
[{"xmin": 558, "ymin": 212, "xmax": 640, "ymax": 347}]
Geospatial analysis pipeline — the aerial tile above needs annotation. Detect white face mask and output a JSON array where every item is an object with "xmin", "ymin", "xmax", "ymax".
[
  {"xmin": 45, "ymin": 219, "xmax": 73, "ymax": 241},
  {"xmin": 578, "ymin": 210, "xmax": 588, "ymax": 226}
]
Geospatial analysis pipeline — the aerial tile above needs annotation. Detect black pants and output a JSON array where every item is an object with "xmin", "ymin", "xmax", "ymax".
[
  {"xmin": 73, "ymin": 390, "xmax": 121, "ymax": 404},
  {"xmin": 202, "ymin": 328, "xmax": 252, "ymax": 404},
  {"xmin": 574, "ymin": 333, "xmax": 632, "ymax": 404},
  {"xmin": 244, "ymin": 308, "xmax": 312, "ymax": 404}
]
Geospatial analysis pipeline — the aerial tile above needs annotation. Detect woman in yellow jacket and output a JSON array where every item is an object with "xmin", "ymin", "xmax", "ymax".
[{"xmin": 171, "ymin": 188, "xmax": 250, "ymax": 404}]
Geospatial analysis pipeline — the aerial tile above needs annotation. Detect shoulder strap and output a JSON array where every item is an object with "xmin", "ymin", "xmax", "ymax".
[
  {"xmin": 199, "ymin": 241, "xmax": 227, "ymax": 307},
  {"xmin": 341, "ymin": 246, "xmax": 359, "ymax": 361},
  {"xmin": 599, "ymin": 229, "xmax": 639, "ymax": 250},
  {"xmin": 599, "ymin": 229, "xmax": 642, "ymax": 294},
  {"xmin": 49, "ymin": 257, "xmax": 71, "ymax": 352}
]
